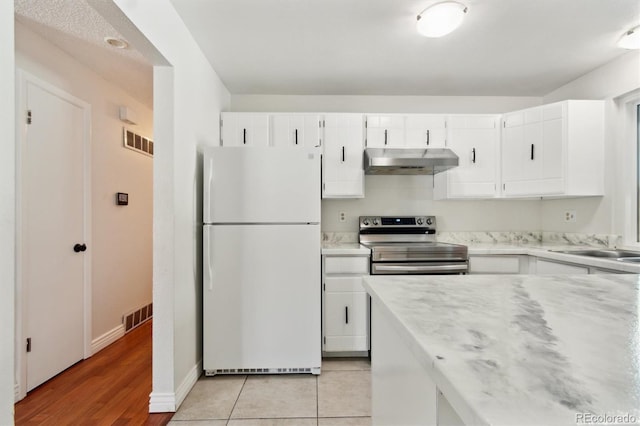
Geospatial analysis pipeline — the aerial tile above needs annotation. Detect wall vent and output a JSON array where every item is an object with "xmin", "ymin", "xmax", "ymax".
[
  {"xmin": 205, "ymin": 367, "xmax": 312, "ymax": 376},
  {"xmin": 123, "ymin": 302, "xmax": 153, "ymax": 333},
  {"xmin": 123, "ymin": 127, "xmax": 153, "ymax": 157}
]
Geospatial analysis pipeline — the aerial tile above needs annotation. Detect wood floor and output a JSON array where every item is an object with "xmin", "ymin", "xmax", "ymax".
[{"xmin": 15, "ymin": 320, "xmax": 174, "ymax": 425}]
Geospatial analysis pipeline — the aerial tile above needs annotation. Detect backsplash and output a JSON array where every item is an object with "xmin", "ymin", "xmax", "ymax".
[
  {"xmin": 322, "ymin": 231, "xmax": 621, "ymax": 248},
  {"xmin": 542, "ymin": 232, "xmax": 620, "ymax": 248},
  {"xmin": 322, "ymin": 232, "xmax": 358, "ymax": 244},
  {"xmin": 437, "ymin": 231, "xmax": 542, "ymax": 244}
]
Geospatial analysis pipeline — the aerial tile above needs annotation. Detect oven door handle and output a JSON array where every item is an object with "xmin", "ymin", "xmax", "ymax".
[{"xmin": 373, "ymin": 264, "xmax": 468, "ymax": 274}]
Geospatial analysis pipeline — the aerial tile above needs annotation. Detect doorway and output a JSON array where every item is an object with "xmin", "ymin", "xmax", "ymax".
[{"xmin": 16, "ymin": 70, "xmax": 92, "ymax": 393}]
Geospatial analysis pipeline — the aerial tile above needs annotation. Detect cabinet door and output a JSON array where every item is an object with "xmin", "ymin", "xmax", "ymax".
[
  {"xmin": 323, "ymin": 114, "xmax": 364, "ymax": 198},
  {"xmin": 535, "ymin": 259, "xmax": 588, "ymax": 275},
  {"xmin": 501, "ymin": 112, "xmax": 524, "ymax": 188},
  {"xmin": 365, "ymin": 115, "xmax": 404, "ymax": 148},
  {"xmin": 324, "ymin": 277, "xmax": 368, "ymax": 352},
  {"xmin": 405, "ymin": 115, "xmax": 446, "ymax": 148},
  {"xmin": 539, "ymin": 115, "xmax": 564, "ymax": 194},
  {"xmin": 271, "ymin": 114, "xmax": 322, "ymax": 148},
  {"xmin": 221, "ymin": 113, "xmax": 270, "ymax": 147},
  {"xmin": 444, "ymin": 115, "xmax": 499, "ymax": 198}
]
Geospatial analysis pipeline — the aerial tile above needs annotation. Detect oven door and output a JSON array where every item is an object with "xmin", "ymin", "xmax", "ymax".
[{"xmin": 371, "ymin": 261, "xmax": 468, "ymax": 275}]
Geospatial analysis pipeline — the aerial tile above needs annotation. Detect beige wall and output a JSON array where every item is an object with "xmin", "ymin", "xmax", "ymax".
[{"xmin": 15, "ymin": 22, "xmax": 154, "ymax": 341}]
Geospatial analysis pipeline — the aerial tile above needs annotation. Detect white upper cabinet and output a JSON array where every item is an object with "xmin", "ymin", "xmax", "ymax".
[
  {"xmin": 220, "ymin": 113, "xmax": 270, "ymax": 147},
  {"xmin": 501, "ymin": 100, "xmax": 604, "ymax": 197},
  {"xmin": 405, "ymin": 114, "xmax": 447, "ymax": 148},
  {"xmin": 365, "ymin": 115, "xmax": 405, "ymax": 148},
  {"xmin": 270, "ymin": 114, "xmax": 322, "ymax": 148},
  {"xmin": 322, "ymin": 114, "xmax": 365, "ymax": 198},
  {"xmin": 434, "ymin": 115, "xmax": 500, "ymax": 199}
]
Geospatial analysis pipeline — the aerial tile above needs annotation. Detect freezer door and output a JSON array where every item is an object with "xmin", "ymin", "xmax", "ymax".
[
  {"xmin": 203, "ymin": 224, "xmax": 321, "ymax": 372},
  {"xmin": 203, "ymin": 146, "xmax": 321, "ymax": 223}
]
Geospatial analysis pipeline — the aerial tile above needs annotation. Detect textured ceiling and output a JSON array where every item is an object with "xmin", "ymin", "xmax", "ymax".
[
  {"xmin": 15, "ymin": 0, "xmax": 153, "ymax": 108},
  {"xmin": 170, "ymin": 0, "xmax": 640, "ymax": 96}
]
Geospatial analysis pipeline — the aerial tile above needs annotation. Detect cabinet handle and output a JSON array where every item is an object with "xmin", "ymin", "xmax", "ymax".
[
  {"xmin": 426, "ymin": 129, "xmax": 430, "ymax": 146},
  {"xmin": 342, "ymin": 146, "xmax": 345, "ymax": 162},
  {"xmin": 472, "ymin": 148, "xmax": 476, "ymax": 164},
  {"xmin": 384, "ymin": 129, "xmax": 388, "ymax": 145},
  {"xmin": 530, "ymin": 144, "xmax": 535, "ymax": 160},
  {"xmin": 345, "ymin": 306, "xmax": 349, "ymax": 324},
  {"xmin": 295, "ymin": 129, "xmax": 298, "ymax": 145},
  {"xmin": 243, "ymin": 128, "xmax": 247, "ymax": 145}
]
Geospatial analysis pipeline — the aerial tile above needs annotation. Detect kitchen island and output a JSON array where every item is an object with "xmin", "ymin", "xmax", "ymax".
[{"xmin": 363, "ymin": 274, "xmax": 640, "ymax": 425}]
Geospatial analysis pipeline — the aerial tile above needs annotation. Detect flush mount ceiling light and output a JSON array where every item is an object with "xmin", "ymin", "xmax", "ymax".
[
  {"xmin": 104, "ymin": 37, "xmax": 129, "ymax": 49},
  {"xmin": 617, "ymin": 26, "xmax": 640, "ymax": 49},
  {"xmin": 416, "ymin": 1, "xmax": 468, "ymax": 38}
]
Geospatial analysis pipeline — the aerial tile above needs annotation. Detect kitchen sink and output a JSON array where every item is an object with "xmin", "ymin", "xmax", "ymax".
[
  {"xmin": 616, "ymin": 257, "xmax": 640, "ymax": 264},
  {"xmin": 550, "ymin": 249, "xmax": 640, "ymax": 259}
]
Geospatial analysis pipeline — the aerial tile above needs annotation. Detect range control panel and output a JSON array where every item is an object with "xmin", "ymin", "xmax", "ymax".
[{"xmin": 359, "ymin": 216, "xmax": 435, "ymax": 228}]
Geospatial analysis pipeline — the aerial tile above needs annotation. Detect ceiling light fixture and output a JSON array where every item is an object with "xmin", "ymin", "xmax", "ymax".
[
  {"xmin": 416, "ymin": 1, "xmax": 468, "ymax": 38},
  {"xmin": 617, "ymin": 26, "xmax": 640, "ymax": 50},
  {"xmin": 104, "ymin": 37, "xmax": 129, "ymax": 49}
]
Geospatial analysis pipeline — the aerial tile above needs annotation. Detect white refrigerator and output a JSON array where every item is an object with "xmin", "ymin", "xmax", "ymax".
[{"xmin": 202, "ymin": 146, "xmax": 321, "ymax": 376}]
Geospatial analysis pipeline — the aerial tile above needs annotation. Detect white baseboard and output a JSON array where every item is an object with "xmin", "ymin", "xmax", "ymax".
[
  {"xmin": 175, "ymin": 360, "xmax": 202, "ymax": 409},
  {"xmin": 15, "ymin": 382, "xmax": 21, "ymax": 402},
  {"xmin": 149, "ymin": 392, "xmax": 176, "ymax": 413},
  {"xmin": 91, "ymin": 324, "xmax": 125, "ymax": 355}
]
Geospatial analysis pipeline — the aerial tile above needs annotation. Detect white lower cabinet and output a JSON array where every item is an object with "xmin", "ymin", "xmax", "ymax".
[
  {"xmin": 322, "ymin": 255, "xmax": 370, "ymax": 354},
  {"xmin": 468, "ymin": 255, "xmax": 528, "ymax": 274},
  {"xmin": 534, "ymin": 258, "xmax": 589, "ymax": 275}
]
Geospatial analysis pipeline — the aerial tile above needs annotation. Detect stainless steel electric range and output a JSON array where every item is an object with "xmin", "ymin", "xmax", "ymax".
[{"xmin": 359, "ymin": 216, "xmax": 468, "ymax": 275}]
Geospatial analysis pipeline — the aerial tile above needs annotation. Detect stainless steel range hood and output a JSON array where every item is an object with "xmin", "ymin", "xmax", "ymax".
[{"xmin": 364, "ymin": 148, "xmax": 459, "ymax": 175}]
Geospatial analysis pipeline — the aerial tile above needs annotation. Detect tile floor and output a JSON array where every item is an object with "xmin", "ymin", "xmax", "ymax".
[{"xmin": 169, "ymin": 358, "xmax": 371, "ymax": 426}]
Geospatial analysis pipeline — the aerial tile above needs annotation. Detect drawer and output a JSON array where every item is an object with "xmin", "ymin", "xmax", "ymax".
[
  {"xmin": 324, "ymin": 256, "xmax": 369, "ymax": 274},
  {"xmin": 325, "ymin": 276, "xmax": 365, "ymax": 292},
  {"xmin": 469, "ymin": 255, "xmax": 520, "ymax": 274}
]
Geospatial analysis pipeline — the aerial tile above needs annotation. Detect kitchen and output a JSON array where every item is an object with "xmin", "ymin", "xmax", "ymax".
[{"xmin": 2, "ymin": 0, "xmax": 640, "ymax": 425}]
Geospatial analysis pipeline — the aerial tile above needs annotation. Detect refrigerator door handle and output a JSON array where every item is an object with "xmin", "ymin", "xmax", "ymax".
[
  {"xmin": 205, "ymin": 158, "xmax": 213, "ymax": 221},
  {"xmin": 204, "ymin": 228, "xmax": 213, "ymax": 291}
]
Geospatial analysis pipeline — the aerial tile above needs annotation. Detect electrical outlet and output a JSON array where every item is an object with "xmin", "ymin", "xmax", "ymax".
[
  {"xmin": 564, "ymin": 210, "xmax": 576, "ymax": 223},
  {"xmin": 339, "ymin": 212, "xmax": 346, "ymax": 222}
]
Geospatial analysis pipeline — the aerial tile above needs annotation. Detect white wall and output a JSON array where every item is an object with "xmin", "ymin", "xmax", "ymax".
[
  {"xmin": 1, "ymin": 1, "xmax": 15, "ymax": 423},
  {"xmin": 15, "ymin": 22, "xmax": 154, "ymax": 342},
  {"xmin": 113, "ymin": 0, "xmax": 231, "ymax": 412},
  {"xmin": 231, "ymin": 94, "xmax": 543, "ymax": 232},
  {"xmin": 540, "ymin": 51, "xmax": 640, "ymax": 236}
]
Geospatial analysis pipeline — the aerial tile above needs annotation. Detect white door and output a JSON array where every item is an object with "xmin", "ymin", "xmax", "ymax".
[
  {"xmin": 221, "ymin": 113, "xmax": 270, "ymax": 147},
  {"xmin": 22, "ymin": 78, "xmax": 88, "ymax": 391},
  {"xmin": 203, "ymin": 224, "xmax": 321, "ymax": 371},
  {"xmin": 365, "ymin": 115, "xmax": 404, "ymax": 147},
  {"xmin": 322, "ymin": 114, "xmax": 365, "ymax": 197},
  {"xmin": 405, "ymin": 114, "xmax": 447, "ymax": 148},
  {"xmin": 271, "ymin": 114, "xmax": 322, "ymax": 148},
  {"xmin": 446, "ymin": 115, "xmax": 499, "ymax": 197},
  {"xmin": 203, "ymin": 146, "xmax": 321, "ymax": 224}
]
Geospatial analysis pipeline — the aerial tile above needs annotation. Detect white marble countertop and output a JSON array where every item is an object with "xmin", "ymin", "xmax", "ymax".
[
  {"xmin": 321, "ymin": 242, "xmax": 371, "ymax": 256},
  {"xmin": 465, "ymin": 242, "xmax": 640, "ymax": 273},
  {"xmin": 363, "ymin": 274, "xmax": 640, "ymax": 426}
]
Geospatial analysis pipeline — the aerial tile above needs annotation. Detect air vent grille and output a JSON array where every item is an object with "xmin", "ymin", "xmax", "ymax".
[
  {"xmin": 123, "ymin": 127, "xmax": 154, "ymax": 157},
  {"xmin": 123, "ymin": 302, "xmax": 153, "ymax": 333},
  {"xmin": 205, "ymin": 367, "xmax": 313, "ymax": 376}
]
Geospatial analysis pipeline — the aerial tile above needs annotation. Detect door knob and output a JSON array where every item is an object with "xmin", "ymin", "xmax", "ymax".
[{"xmin": 73, "ymin": 243, "xmax": 87, "ymax": 253}]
